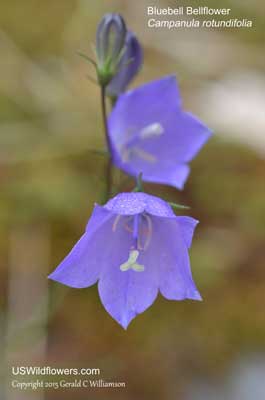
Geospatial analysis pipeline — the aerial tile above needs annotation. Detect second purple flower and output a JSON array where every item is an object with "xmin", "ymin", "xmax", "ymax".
[{"xmin": 108, "ymin": 75, "xmax": 212, "ymax": 189}]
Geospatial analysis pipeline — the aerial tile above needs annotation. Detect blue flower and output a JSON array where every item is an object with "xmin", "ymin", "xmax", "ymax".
[
  {"xmin": 106, "ymin": 31, "xmax": 143, "ymax": 97},
  {"xmin": 108, "ymin": 75, "xmax": 212, "ymax": 189},
  {"xmin": 48, "ymin": 192, "xmax": 201, "ymax": 329}
]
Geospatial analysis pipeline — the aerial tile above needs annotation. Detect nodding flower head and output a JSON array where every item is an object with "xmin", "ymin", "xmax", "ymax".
[
  {"xmin": 108, "ymin": 75, "xmax": 213, "ymax": 189},
  {"xmin": 48, "ymin": 192, "xmax": 201, "ymax": 329}
]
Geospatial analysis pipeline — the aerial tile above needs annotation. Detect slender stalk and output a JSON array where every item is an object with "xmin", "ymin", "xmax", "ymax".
[
  {"xmin": 133, "ymin": 172, "xmax": 143, "ymax": 192},
  {"xmin": 100, "ymin": 86, "xmax": 112, "ymax": 199},
  {"xmin": 100, "ymin": 86, "xmax": 111, "ymax": 151}
]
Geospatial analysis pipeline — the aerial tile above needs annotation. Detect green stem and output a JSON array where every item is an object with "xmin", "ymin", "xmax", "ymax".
[
  {"xmin": 133, "ymin": 172, "xmax": 143, "ymax": 192},
  {"xmin": 100, "ymin": 86, "xmax": 112, "ymax": 199}
]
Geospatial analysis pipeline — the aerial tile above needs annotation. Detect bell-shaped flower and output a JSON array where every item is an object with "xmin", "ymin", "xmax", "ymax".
[
  {"xmin": 106, "ymin": 31, "xmax": 143, "ymax": 98},
  {"xmin": 108, "ymin": 75, "xmax": 212, "ymax": 189},
  {"xmin": 48, "ymin": 192, "xmax": 201, "ymax": 329}
]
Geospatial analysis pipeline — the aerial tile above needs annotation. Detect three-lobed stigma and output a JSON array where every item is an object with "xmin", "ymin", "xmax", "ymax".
[
  {"xmin": 119, "ymin": 249, "xmax": 145, "ymax": 272},
  {"xmin": 112, "ymin": 213, "xmax": 153, "ymax": 273}
]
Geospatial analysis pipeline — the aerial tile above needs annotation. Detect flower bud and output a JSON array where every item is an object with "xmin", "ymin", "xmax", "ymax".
[
  {"xmin": 107, "ymin": 31, "xmax": 143, "ymax": 98},
  {"xmin": 96, "ymin": 13, "xmax": 127, "ymax": 86}
]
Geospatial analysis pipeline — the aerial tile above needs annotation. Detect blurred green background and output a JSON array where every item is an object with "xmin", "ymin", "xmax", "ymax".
[{"xmin": 0, "ymin": 0, "xmax": 265, "ymax": 399}]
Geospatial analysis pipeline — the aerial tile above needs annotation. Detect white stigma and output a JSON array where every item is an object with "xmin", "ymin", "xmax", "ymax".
[
  {"xmin": 119, "ymin": 249, "xmax": 144, "ymax": 272},
  {"xmin": 140, "ymin": 123, "xmax": 164, "ymax": 139}
]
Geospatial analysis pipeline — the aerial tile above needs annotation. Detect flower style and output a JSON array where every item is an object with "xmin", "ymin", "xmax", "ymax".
[
  {"xmin": 106, "ymin": 31, "xmax": 143, "ymax": 98},
  {"xmin": 108, "ymin": 75, "xmax": 212, "ymax": 189},
  {"xmin": 48, "ymin": 192, "xmax": 201, "ymax": 329}
]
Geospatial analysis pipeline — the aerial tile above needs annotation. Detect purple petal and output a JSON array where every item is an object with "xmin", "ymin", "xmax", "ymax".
[
  {"xmin": 113, "ymin": 156, "xmax": 190, "ymax": 190},
  {"xmin": 108, "ymin": 75, "xmax": 212, "ymax": 189},
  {"xmin": 175, "ymin": 216, "xmax": 199, "ymax": 248},
  {"xmin": 140, "ymin": 163, "xmax": 190, "ymax": 190},
  {"xmin": 99, "ymin": 212, "xmax": 200, "ymax": 329},
  {"xmin": 138, "ymin": 111, "xmax": 212, "ymax": 163},
  {"xmin": 98, "ymin": 263, "xmax": 158, "ymax": 330},
  {"xmin": 153, "ymin": 217, "xmax": 202, "ymax": 301},
  {"xmin": 104, "ymin": 192, "xmax": 145, "ymax": 215},
  {"xmin": 85, "ymin": 204, "xmax": 112, "ymax": 232},
  {"xmin": 98, "ymin": 215, "xmax": 158, "ymax": 329},
  {"xmin": 107, "ymin": 31, "xmax": 143, "ymax": 96},
  {"xmin": 48, "ymin": 205, "xmax": 114, "ymax": 288},
  {"xmin": 108, "ymin": 75, "xmax": 181, "ymax": 146},
  {"xmin": 104, "ymin": 192, "xmax": 175, "ymax": 217}
]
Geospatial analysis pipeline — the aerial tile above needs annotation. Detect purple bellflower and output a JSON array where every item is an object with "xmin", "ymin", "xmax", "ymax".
[
  {"xmin": 106, "ymin": 31, "xmax": 143, "ymax": 98},
  {"xmin": 108, "ymin": 75, "xmax": 212, "ymax": 189},
  {"xmin": 48, "ymin": 192, "xmax": 201, "ymax": 329}
]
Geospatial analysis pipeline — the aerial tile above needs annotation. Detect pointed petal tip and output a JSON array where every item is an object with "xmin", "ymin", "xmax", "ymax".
[
  {"xmin": 47, "ymin": 271, "xmax": 64, "ymax": 285},
  {"xmin": 47, "ymin": 272, "xmax": 56, "ymax": 281},
  {"xmin": 114, "ymin": 309, "xmax": 137, "ymax": 330},
  {"xmin": 161, "ymin": 288, "xmax": 203, "ymax": 302},
  {"xmin": 47, "ymin": 272, "xmax": 68, "ymax": 286},
  {"xmin": 104, "ymin": 312, "xmax": 135, "ymax": 330},
  {"xmin": 120, "ymin": 320, "xmax": 129, "ymax": 330},
  {"xmin": 47, "ymin": 270, "xmax": 95, "ymax": 289},
  {"xmin": 188, "ymin": 290, "xmax": 203, "ymax": 301}
]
